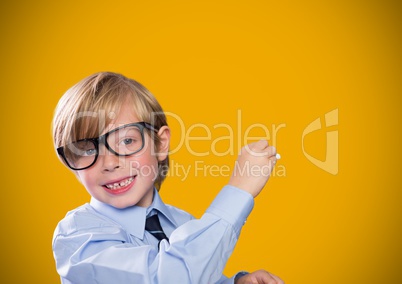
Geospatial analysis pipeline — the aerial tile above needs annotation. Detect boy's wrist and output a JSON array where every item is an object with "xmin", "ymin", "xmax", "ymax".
[
  {"xmin": 206, "ymin": 185, "xmax": 254, "ymax": 236},
  {"xmin": 234, "ymin": 271, "xmax": 249, "ymax": 283}
]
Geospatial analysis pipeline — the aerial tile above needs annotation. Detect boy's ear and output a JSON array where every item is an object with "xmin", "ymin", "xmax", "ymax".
[{"xmin": 156, "ymin": 126, "xmax": 170, "ymax": 162}]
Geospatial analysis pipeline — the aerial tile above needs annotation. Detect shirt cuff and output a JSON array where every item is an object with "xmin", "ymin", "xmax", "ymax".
[
  {"xmin": 234, "ymin": 271, "xmax": 249, "ymax": 282},
  {"xmin": 206, "ymin": 185, "xmax": 254, "ymax": 236}
]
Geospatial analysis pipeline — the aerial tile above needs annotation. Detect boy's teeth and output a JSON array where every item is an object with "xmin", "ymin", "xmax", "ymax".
[{"xmin": 105, "ymin": 177, "xmax": 134, "ymax": 190}]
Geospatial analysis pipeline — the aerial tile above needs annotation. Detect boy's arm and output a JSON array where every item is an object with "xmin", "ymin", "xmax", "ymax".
[{"xmin": 228, "ymin": 140, "xmax": 284, "ymax": 284}]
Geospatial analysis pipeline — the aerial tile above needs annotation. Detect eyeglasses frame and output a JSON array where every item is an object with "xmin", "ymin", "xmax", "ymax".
[{"xmin": 57, "ymin": 122, "xmax": 158, "ymax": 171}]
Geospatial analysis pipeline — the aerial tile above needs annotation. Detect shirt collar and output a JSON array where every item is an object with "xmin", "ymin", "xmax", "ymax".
[
  {"xmin": 89, "ymin": 188, "xmax": 178, "ymax": 240},
  {"xmin": 149, "ymin": 189, "xmax": 178, "ymax": 229}
]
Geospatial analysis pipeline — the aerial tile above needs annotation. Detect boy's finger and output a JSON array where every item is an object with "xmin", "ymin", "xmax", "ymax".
[
  {"xmin": 252, "ymin": 139, "xmax": 270, "ymax": 149},
  {"xmin": 269, "ymin": 272, "xmax": 284, "ymax": 284},
  {"xmin": 261, "ymin": 146, "xmax": 277, "ymax": 159},
  {"xmin": 267, "ymin": 146, "xmax": 277, "ymax": 157},
  {"xmin": 246, "ymin": 143, "xmax": 275, "ymax": 155}
]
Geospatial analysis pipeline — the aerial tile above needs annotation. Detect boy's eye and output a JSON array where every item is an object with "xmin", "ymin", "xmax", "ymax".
[
  {"xmin": 122, "ymin": 138, "xmax": 134, "ymax": 145},
  {"xmin": 83, "ymin": 148, "xmax": 97, "ymax": 156},
  {"xmin": 115, "ymin": 136, "xmax": 141, "ymax": 153},
  {"xmin": 71, "ymin": 141, "xmax": 97, "ymax": 157},
  {"xmin": 118, "ymin": 136, "xmax": 141, "ymax": 147}
]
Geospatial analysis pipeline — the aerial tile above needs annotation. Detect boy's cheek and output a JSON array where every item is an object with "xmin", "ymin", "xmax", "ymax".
[{"xmin": 128, "ymin": 160, "xmax": 159, "ymax": 179}]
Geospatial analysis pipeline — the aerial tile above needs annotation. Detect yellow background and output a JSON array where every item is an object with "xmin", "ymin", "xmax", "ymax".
[{"xmin": 1, "ymin": 0, "xmax": 401, "ymax": 283}]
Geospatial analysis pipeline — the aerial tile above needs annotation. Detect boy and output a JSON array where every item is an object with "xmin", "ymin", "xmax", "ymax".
[{"xmin": 52, "ymin": 72, "xmax": 284, "ymax": 284}]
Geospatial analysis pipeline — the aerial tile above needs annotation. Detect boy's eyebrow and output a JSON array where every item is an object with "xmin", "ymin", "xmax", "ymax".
[{"xmin": 103, "ymin": 122, "xmax": 160, "ymax": 138}]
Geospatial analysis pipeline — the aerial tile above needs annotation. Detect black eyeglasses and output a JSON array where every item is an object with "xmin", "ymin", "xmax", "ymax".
[{"xmin": 57, "ymin": 122, "xmax": 158, "ymax": 170}]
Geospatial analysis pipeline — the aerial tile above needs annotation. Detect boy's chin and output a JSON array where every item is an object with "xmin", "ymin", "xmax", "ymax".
[
  {"xmin": 107, "ymin": 198, "xmax": 140, "ymax": 209},
  {"xmin": 108, "ymin": 193, "xmax": 154, "ymax": 209}
]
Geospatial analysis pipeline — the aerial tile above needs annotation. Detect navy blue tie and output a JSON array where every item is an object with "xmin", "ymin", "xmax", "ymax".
[{"xmin": 145, "ymin": 214, "xmax": 169, "ymax": 243}]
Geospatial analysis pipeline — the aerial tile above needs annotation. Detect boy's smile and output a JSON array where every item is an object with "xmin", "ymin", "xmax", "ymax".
[
  {"xmin": 75, "ymin": 101, "xmax": 170, "ymax": 209},
  {"xmin": 102, "ymin": 175, "xmax": 136, "ymax": 194}
]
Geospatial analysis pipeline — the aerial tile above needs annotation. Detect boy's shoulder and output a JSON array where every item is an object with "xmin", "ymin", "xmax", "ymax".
[
  {"xmin": 164, "ymin": 203, "xmax": 195, "ymax": 225},
  {"xmin": 54, "ymin": 203, "xmax": 121, "ymax": 236}
]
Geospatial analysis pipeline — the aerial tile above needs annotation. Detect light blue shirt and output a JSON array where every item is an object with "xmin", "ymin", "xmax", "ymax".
[{"xmin": 52, "ymin": 185, "xmax": 254, "ymax": 283}]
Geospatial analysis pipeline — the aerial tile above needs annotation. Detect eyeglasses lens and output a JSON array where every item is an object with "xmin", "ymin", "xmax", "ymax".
[
  {"xmin": 107, "ymin": 126, "xmax": 143, "ymax": 155},
  {"xmin": 64, "ymin": 140, "xmax": 97, "ymax": 169}
]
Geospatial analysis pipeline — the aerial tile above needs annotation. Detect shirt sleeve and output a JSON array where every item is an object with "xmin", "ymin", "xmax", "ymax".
[{"xmin": 53, "ymin": 185, "xmax": 254, "ymax": 284}]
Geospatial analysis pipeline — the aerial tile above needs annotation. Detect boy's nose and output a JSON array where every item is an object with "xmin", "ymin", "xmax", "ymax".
[{"xmin": 99, "ymin": 147, "xmax": 123, "ymax": 171}]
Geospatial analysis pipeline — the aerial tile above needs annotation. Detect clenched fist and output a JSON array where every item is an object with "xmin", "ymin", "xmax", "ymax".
[{"xmin": 229, "ymin": 140, "xmax": 277, "ymax": 197}]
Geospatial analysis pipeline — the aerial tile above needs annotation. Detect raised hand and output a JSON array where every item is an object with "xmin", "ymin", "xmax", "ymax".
[{"xmin": 229, "ymin": 140, "xmax": 277, "ymax": 197}]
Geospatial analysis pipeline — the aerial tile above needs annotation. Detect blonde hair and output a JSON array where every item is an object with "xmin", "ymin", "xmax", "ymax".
[{"xmin": 52, "ymin": 72, "xmax": 169, "ymax": 189}]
